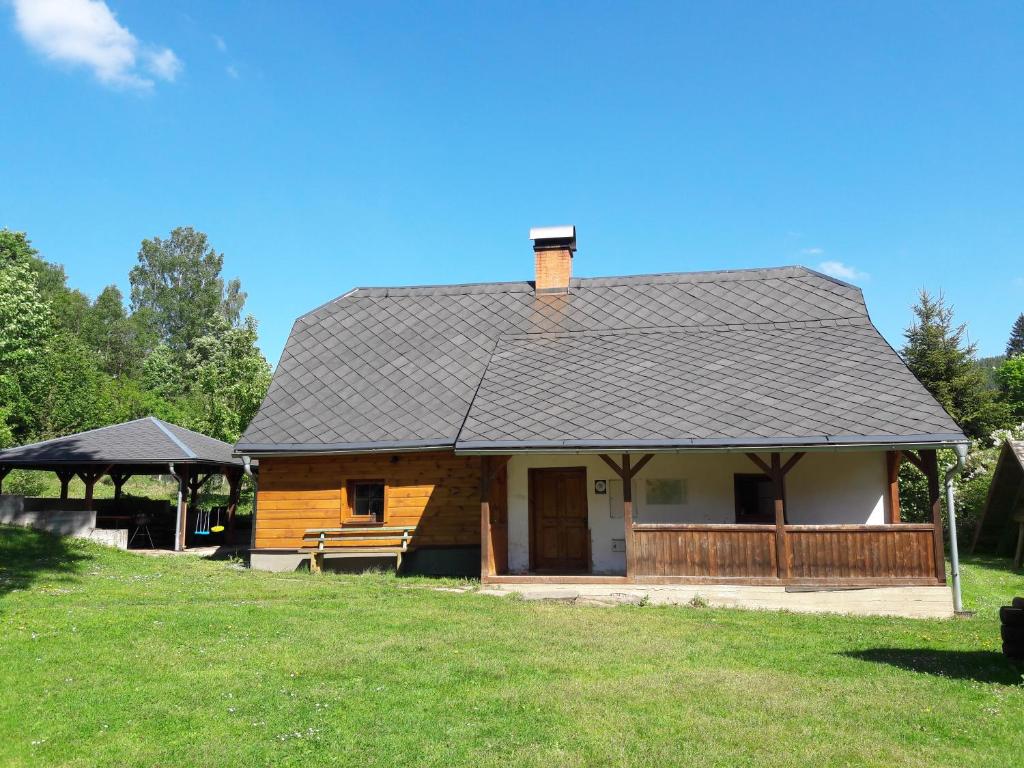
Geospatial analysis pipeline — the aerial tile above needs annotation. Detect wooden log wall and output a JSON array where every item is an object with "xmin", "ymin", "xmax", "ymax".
[{"xmin": 255, "ymin": 451, "xmax": 489, "ymax": 550}]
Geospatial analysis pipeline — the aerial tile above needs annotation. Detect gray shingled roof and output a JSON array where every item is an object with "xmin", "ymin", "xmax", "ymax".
[
  {"xmin": 0, "ymin": 417, "xmax": 242, "ymax": 468},
  {"xmin": 237, "ymin": 266, "xmax": 965, "ymax": 454}
]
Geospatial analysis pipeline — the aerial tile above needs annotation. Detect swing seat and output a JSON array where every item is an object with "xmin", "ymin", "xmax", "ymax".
[{"xmin": 210, "ymin": 525, "xmax": 225, "ymax": 533}]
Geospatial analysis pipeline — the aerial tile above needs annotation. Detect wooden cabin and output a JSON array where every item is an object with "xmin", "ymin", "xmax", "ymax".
[{"xmin": 237, "ymin": 226, "xmax": 965, "ymax": 613}]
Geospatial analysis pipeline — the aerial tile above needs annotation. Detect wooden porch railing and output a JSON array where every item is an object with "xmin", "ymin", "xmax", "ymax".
[
  {"xmin": 631, "ymin": 524, "xmax": 778, "ymax": 579},
  {"xmin": 630, "ymin": 523, "xmax": 940, "ymax": 584}
]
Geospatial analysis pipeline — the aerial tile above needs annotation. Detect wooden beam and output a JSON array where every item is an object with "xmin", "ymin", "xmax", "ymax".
[
  {"xmin": 485, "ymin": 455, "xmax": 510, "ymax": 483},
  {"xmin": 781, "ymin": 452, "xmax": 806, "ymax": 476},
  {"xmin": 630, "ymin": 453, "xmax": 655, "ymax": 478},
  {"xmin": 226, "ymin": 469, "xmax": 242, "ymax": 543},
  {"xmin": 902, "ymin": 449, "xmax": 925, "ymax": 474},
  {"xmin": 745, "ymin": 452, "xmax": 772, "ymax": 476},
  {"xmin": 480, "ymin": 456, "xmax": 493, "ymax": 579},
  {"xmin": 771, "ymin": 453, "xmax": 789, "ymax": 579},
  {"xmin": 176, "ymin": 465, "xmax": 191, "ymax": 551},
  {"xmin": 110, "ymin": 472, "xmax": 131, "ymax": 501},
  {"xmin": 919, "ymin": 449, "xmax": 946, "ymax": 583},
  {"xmin": 885, "ymin": 450, "xmax": 902, "ymax": 524},
  {"xmin": 622, "ymin": 454, "xmax": 635, "ymax": 579},
  {"xmin": 598, "ymin": 454, "xmax": 626, "ymax": 479},
  {"xmin": 56, "ymin": 470, "xmax": 74, "ymax": 499},
  {"xmin": 76, "ymin": 465, "xmax": 111, "ymax": 511}
]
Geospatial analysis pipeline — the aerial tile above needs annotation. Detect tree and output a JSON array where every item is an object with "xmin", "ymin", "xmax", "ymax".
[
  {"xmin": 1007, "ymin": 313, "xmax": 1024, "ymax": 358},
  {"xmin": 996, "ymin": 356, "xmax": 1024, "ymax": 421},
  {"xmin": 129, "ymin": 227, "xmax": 246, "ymax": 355},
  {"xmin": 0, "ymin": 248, "xmax": 52, "ymax": 442},
  {"xmin": 901, "ymin": 290, "xmax": 1010, "ymax": 438},
  {"xmin": 21, "ymin": 334, "xmax": 116, "ymax": 440},
  {"xmin": 83, "ymin": 285, "xmax": 149, "ymax": 378},
  {"xmin": 1, "ymin": 228, "xmax": 92, "ymax": 337},
  {"xmin": 184, "ymin": 316, "xmax": 271, "ymax": 442}
]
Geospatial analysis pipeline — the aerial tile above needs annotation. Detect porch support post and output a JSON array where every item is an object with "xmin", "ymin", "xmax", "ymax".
[
  {"xmin": 621, "ymin": 454, "xmax": 634, "ymax": 579},
  {"xmin": 598, "ymin": 453, "xmax": 653, "ymax": 580},
  {"xmin": 885, "ymin": 451, "xmax": 902, "ymax": 524},
  {"xmin": 770, "ymin": 453, "xmax": 790, "ymax": 580},
  {"xmin": 480, "ymin": 456, "xmax": 493, "ymax": 579},
  {"xmin": 920, "ymin": 449, "xmax": 946, "ymax": 583}
]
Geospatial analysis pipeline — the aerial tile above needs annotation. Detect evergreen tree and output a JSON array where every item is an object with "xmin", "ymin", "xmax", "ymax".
[
  {"xmin": 901, "ymin": 290, "xmax": 1010, "ymax": 438},
  {"xmin": 1007, "ymin": 313, "xmax": 1024, "ymax": 358}
]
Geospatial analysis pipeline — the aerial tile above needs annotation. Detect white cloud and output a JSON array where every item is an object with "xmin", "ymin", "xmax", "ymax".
[
  {"xmin": 12, "ymin": 0, "xmax": 182, "ymax": 89},
  {"xmin": 225, "ymin": 63, "xmax": 239, "ymax": 79},
  {"xmin": 213, "ymin": 34, "xmax": 226, "ymax": 52},
  {"xmin": 145, "ymin": 47, "xmax": 181, "ymax": 80},
  {"xmin": 800, "ymin": 247, "xmax": 825, "ymax": 256},
  {"xmin": 817, "ymin": 260, "xmax": 870, "ymax": 282}
]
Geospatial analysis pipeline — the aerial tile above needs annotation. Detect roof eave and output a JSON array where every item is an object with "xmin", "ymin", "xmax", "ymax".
[
  {"xmin": 453, "ymin": 433, "xmax": 969, "ymax": 455},
  {"xmin": 232, "ymin": 439, "xmax": 454, "ymax": 458}
]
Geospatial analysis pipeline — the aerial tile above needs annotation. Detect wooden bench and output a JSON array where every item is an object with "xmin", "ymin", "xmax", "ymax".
[{"xmin": 300, "ymin": 526, "xmax": 414, "ymax": 574}]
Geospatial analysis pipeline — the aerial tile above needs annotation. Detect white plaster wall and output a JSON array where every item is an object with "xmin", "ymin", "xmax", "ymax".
[
  {"xmin": 785, "ymin": 451, "xmax": 886, "ymax": 525},
  {"xmin": 506, "ymin": 454, "xmax": 627, "ymax": 575},
  {"xmin": 505, "ymin": 451, "xmax": 888, "ymax": 574}
]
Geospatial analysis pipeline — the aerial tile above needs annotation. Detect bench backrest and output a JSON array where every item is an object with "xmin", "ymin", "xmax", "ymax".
[{"xmin": 301, "ymin": 526, "xmax": 413, "ymax": 552}]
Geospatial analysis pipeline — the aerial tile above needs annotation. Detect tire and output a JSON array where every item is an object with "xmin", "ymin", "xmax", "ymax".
[
  {"xmin": 1012, "ymin": 596, "xmax": 1024, "ymax": 610},
  {"xmin": 1000, "ymin": 606, "xmax": 1024, "ymax": 627},
  {"xmin": 1002, "ymin": 625, "xmax": 1024, "ymax": 644},
  {"xmin": 1003, "ymin": 642, "xmax": 1024, "ymax": 661}
]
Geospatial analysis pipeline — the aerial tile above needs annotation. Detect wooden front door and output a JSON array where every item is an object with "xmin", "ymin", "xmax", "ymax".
[{"xmin": 529, "ymin": 467, "xmax": 589, "ymax": 572}]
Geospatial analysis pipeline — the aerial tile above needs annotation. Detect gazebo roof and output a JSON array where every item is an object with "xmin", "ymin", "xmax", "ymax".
[
  {"xmin": 973, "ymin": 439, "xmax": 1024, "ymax": 554},
  {"xmin": 0, "ymin": 417, "xmax": 243, "ymax": 472}
]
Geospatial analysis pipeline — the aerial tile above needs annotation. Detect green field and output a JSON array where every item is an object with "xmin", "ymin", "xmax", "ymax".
[{"xmin": 0, "ymin": 525, "xmax": 1021, "ymax": 767}]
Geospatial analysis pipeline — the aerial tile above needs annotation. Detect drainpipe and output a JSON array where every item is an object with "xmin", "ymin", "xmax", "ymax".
[
  {"xmin": 242, "ymin": 456, "xmax": 257, "ymax": 551},
  {"xmin": 169, "ymin": 462, "xmax": 184, "ymax": 552},
  {"xmin": 944, "ymin": 443, "xmax": 968, "ymax": 613}
]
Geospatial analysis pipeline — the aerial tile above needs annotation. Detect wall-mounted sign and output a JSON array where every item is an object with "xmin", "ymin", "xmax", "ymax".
[{"xmin": 594, "ymin": 479, "xmax": 608, "ymax": 495}]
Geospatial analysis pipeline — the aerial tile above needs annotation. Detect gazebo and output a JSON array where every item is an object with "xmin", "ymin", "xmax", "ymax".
[
  {"xmin": 973, "ymin": 439, "xmax": 1024, "ymax": 568},
  {"xmin": 0, "ymin": 417, "xmax": 249, "ymax": 551}
]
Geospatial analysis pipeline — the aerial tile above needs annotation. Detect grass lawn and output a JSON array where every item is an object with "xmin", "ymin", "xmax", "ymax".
[{"xmin": 0, "ymin": 526, "xmax": 1021, "ymax": 767}]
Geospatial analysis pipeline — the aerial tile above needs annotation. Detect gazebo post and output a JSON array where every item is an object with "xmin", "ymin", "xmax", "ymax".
[
  {"xmin": 225, "ymin": 469, "xmax": 242, "ymax": 544},
  {"xmin": 0, "ymin": 466, "xmax": 9, "ymax": 494},
  {"xmin": 111, "ymin": 472, "xmax": 131, "ymax": 501},
  {"xmin": 57, "ymin": 470, "xmax": 74, "ymax": 500},
  {"xmin": 172, "ymin": 464, "xmax": 190, "ymax": 552},
  {"xmin": 77, "ymin": 467, "xmax": 110, "ymax": 511}
]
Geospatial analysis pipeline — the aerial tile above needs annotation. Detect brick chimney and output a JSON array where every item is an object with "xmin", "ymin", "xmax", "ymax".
[{"xmin": 530, "ymin": 225, "xmax": 576, "ymax": 294}]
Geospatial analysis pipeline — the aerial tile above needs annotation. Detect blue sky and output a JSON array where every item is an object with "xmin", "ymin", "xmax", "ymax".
[{"xmin": 1, "ymin": 1, "xmax": 1021, "ymax": 364}]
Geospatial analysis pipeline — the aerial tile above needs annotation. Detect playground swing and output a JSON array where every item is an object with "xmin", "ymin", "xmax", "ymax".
[{"xmin": 195, "ymin": 506, "xmax": 226, "ymax": 536}]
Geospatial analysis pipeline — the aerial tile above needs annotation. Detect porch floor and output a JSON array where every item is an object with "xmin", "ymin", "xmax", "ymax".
[{"xmin": 477, "ymin": 582, "xmax": 955, "ymax": 619}]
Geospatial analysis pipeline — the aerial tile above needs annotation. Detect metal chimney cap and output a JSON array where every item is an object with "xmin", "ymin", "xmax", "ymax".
[{"xmin": 529, "ymin": 225, "xmax": 576, "ymax": 249}]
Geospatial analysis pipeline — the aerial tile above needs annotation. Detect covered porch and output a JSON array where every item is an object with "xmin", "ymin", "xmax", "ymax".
[{"xmin": 478, "ymin": 447, "xmax": 950, "ymax": 588}]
